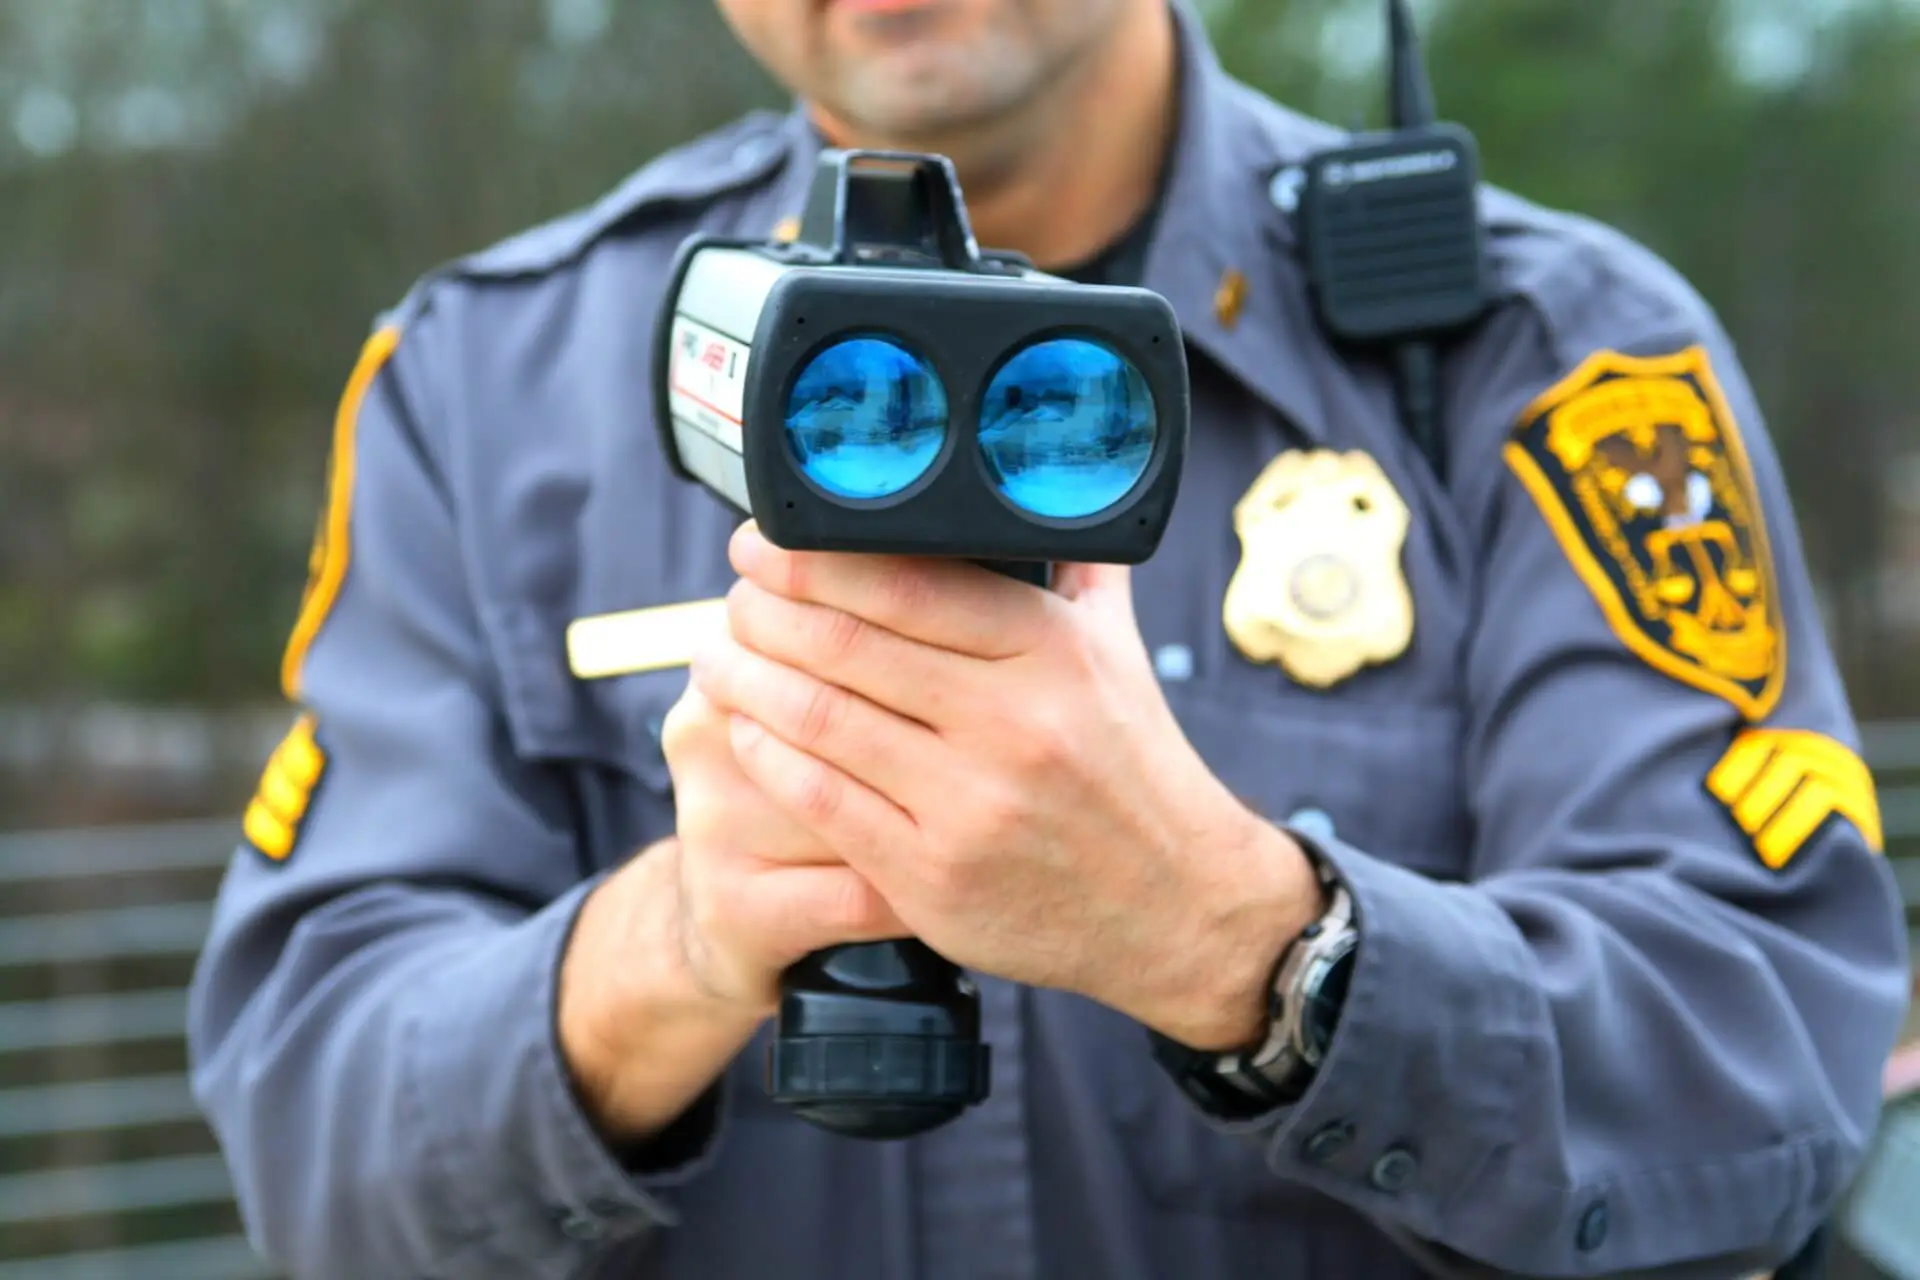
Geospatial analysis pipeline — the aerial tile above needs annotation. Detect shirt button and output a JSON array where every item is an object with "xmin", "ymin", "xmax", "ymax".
[
  {"xmin": 1576, "ymin": 1199, "xmax": 1610, "ymax": 1252},
  {"xmin": 1270, "ymin": 164, "xmax": 1306, "ymax": 214},
  {"xmin": 1286, "ymin": 807, "xmax": 1338, "ymax": 845},
  {"xmin": 1368, "ymin": 1146, "xmax": 1419, "ymax": 1194},
  {"xmin": 1302, "ymin": 1121, "xmax": 1354, "ymax": 1163},
  {"xmin": 1152, "ymin": 643, "xmax": 1195, "ymax": 682}
]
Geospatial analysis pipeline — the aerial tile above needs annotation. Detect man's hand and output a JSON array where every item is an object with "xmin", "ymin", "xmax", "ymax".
[
  {"xmin": 555, "ymin": 683, "xmax": 907, "ymax": 1141},
  {"xmin": 690, "ymin": 523, "xmax": 1327, "ymax": 1052},
  {"xmin": 660, "ymin": 684, "xmax": 910, "ymax": 1012}
]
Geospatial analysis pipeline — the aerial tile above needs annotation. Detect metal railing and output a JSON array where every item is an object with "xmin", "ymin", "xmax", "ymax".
[
  {"xmin": 0, "ymin": 816, "xmax": 265, "ymax": 1279},
  {"xmin": 1, "ymin": 730, "xmax": 1918, "ymax": 1279}
]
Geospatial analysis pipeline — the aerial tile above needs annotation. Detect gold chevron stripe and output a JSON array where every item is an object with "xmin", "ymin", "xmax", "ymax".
[
  {"xmin": 244, "ymin": 714, "xmax": 328, "ymax": 862},
  {"xmin": 1706, "ymin": 728, "xmax": 1882, "ymax": 870}
]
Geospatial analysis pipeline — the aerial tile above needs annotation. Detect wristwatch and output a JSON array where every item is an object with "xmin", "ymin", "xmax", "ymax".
[{"xmin": 1150, "ymin": 856, "xmax": 1358, "ymax": 1118}]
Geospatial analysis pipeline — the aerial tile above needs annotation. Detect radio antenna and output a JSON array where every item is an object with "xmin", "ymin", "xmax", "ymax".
[{"xmin": 1388, "ymin": 0, "xmax": 1437, "ymax": 130}]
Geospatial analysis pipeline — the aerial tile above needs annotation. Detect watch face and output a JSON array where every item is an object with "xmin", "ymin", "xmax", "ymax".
[{"xmin": 1301, "ymin": 943, "xmax": 1356, "ymax": 1061}]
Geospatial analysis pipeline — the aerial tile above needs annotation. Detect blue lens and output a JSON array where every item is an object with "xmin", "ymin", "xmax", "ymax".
[
  {"xmin": 784, "ymin": 336, "xmax": 949, "ymax": 500},
  {"xmin": 978, "ymin": 338, "xmax": 1157, "ymax": 519}
]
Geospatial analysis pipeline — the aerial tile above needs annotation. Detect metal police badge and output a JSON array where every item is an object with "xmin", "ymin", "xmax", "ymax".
[
  {"xmin": 1223, "ymin": 449, "xmax": 1414, "ymax": 688},
  {"xmin": 1506, "ymin": 345, "xmax": 1785, "ymax": 721}
]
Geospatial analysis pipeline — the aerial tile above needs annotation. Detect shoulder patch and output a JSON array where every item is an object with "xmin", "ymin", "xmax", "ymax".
[
  {"xmin": 1707, "ymin": 728, "xmax": 1883, "ymax": 870},
  {"xmin": 244, "ymin": 714, "xmax": 329, "ymax": 862},
  {"xmin": 1504, "ymin": 345, "xmax": 1786, "ymax": 720}
]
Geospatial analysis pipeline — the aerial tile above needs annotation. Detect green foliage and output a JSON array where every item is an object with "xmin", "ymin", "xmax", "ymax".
[{"xmin": 0, "ymin": 0, "xmax": 1916, "ymax": 708}]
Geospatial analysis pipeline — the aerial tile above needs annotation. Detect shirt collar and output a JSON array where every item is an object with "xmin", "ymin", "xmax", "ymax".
[
  {"xmin": 761, "ymin": 0, "xmax": 1342, "ymax": 443},
  {"xmin": 1144, "ymin": 0, "xmax": 1342, "ymax": 443}
]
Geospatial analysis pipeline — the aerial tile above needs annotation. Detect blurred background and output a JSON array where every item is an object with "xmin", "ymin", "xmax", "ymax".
[{"xmin": 0, "ymin": 0, "xmax": 1915, "ymax": 1276}]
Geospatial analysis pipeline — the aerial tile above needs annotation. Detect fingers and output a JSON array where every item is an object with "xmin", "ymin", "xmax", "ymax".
[
  {"xmin": 663, "ymin": 678, "xmax": 915, "ymax": 1011},
  {"xmin": 662, "ymin": 683, "xmax": 840, "ymax": 868},
  {"xmin": 735, "ymin": 864, "xmax": 910, "ymax": 963},
  {"xmin": 721, "ymin": 579, "xmax": 964, "ymax": 729},
  {"xmin": 692, "ymin": 625, "xmax": 944, "ymax": 793},
  {"xmin": 675, "ymin": 853, "xmax": 910, "ymax": 1011},
  {"xmin": 729, "ymin": 522, "xmax": 1051, "ymax": 660},
  {"xmin": 727, "ymin": 713, "xmax": 917, "ymax": 892}
]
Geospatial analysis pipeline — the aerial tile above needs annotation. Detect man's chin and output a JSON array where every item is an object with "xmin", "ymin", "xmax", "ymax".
[
  {"xmin": 825, "ymin": 85, "xmax": 1011, "ymax": 145},
  {"xmin": 825, "ymin": 56, "xmax": 1039, "ymax": 139}
]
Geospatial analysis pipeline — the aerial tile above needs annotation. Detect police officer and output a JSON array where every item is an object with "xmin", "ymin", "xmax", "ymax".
[{"xmin": 187, "ymin": 1, "xmax": 1912, "ymax": 1277}]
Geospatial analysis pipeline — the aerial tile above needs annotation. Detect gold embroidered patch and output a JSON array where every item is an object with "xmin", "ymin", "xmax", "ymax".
[
  {"xmin": 243, "ymin": 714, "xmax": 328, "ymax": 862},
  {"xmin": 1706, "ymin": 728, "xmax": 1883, "ymax": 870},
  {"xmin": 1505, "ymin": 346, "xmax": 1785, "ymax": 720}
]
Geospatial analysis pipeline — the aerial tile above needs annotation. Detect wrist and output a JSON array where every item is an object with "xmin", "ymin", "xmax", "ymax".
[
  {"xmin": 1153, "ymin": 809, "xmax": 1328, "ymax": 1052},
  {"xmin": 557, "ymin": 840, "xmax": 764, "ymax": 1141}
]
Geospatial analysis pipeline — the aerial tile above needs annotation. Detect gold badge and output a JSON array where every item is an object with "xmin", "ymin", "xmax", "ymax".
[
  {"xmin": 1505, "ymin": 345, "xmax": 1785, "ymax": 720},
  {"xmin": 567, "ymin": 598, "xmax": 727, "ymax": 679},
  {"xmin": 1706, "ymin": 728, "xmax": 1882, "ymax": 870},
  {"xmin": 1223, "ymin": 449, "xmax": 1415, "ymax": 688}
]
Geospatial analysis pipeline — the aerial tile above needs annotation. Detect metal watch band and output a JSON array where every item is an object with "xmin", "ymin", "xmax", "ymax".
[
  {"xmin": 1185, "ymin": 880, "xmax": 1350, "ymax": 1107},
  {"xmin": 1154, "ymin": 851, "xmax": 1358, "ymax": 1116}
]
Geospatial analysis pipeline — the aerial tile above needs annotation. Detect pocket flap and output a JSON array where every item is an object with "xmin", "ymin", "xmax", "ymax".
[
  {"xmin": 485, "ymin": 600, "xmax": 686, "ymax": 794},
  {"xmin": 1166, "ymin": 681, "xmax": 1467, "ymax": 880}
]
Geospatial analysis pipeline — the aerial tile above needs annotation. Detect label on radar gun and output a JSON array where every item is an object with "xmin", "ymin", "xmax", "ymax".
[{"xmin": 668, "ymin": 314, "xmax": 750, "ymax": 453}]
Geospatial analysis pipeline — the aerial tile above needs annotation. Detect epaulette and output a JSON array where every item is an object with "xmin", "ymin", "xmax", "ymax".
[
  {"xmin": 440, "ymin": 109, "xmax": 797, "ymax": 290},
  {"xmin": 363, "ymin": 110, "xmax": 794, "ymax": 340},
  {"xmin": 360, "ymin": 109, "xmax": 794, "ymax": 344},
  {"xmin": 1478, "ymin": 184, "xmax": 1710, "ymax": 368}
]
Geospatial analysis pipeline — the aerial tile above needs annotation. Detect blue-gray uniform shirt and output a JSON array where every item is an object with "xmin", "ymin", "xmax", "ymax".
[{"xmin": 186, "ymin": 4, "xmax": 1911, "ymax": 1277}]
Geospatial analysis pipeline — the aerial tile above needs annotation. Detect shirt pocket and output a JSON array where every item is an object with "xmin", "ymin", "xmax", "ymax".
[
  {"xmin": 486, "ymin": 599, "xmax": 688, "ymax": 873},
  {"xmin": 1164, "ymin": 679, "xmax": 1469, "ymax": 878},
  {"xmin": 1101, "ymin": 679, "xmax": 1468, "ymax": 1216}
]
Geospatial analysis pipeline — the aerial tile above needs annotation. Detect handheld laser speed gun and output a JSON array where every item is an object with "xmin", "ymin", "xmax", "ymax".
[{"xmin": 652, "ymin": 149, "xmax": 1192, "ymax": 1141}]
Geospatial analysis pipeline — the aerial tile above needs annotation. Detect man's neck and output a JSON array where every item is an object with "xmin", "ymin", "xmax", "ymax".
[{"xmin": 807, "ymin": 3, "xmax": 1178, "ymax": 272}]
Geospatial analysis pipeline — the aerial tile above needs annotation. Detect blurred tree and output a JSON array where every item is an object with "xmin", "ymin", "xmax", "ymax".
[
  {"xmin": 1213, "ymin": 0, "xmax": 1920, "ymax": 706},
  {"xmin": 0, "ymin": 0, "xmax": 1916, "ymax": 718},
  {"xmin": 0, "ymin": 0, "xmax": 781, "ymax": 704},
  {"xmin": 1416, "ymin": 0, "xmax": 1920, "ymax": 703}
]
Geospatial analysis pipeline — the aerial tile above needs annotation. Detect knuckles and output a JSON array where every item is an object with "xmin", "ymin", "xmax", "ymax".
[
  {"xmin": 819, "ymin": 871, "xmax": 891, "ymax": 940},
  {"xmin": 669, "ymin": 787, "xmax": 730, "ymax": 849},
  {"xmin": 657, "ymin": 692, "xmax": 701, "ymax": 759},
  {"xmin": 1047, "ymin": 618, "xmax": 1104, "ymax": 685},
  {"xmin": 1006, "ymin": 706, "xmax": 1072, "ymax": 775},
  {"xmin": 916, "ymin": 783, "xmax": 1022, "ymax": 906},
  {"xmin": 658, "ymin": 691, "xmax": 725, "ymax": 773},
  {"xmin": 793, "ymin": 679, "xmax": 850, "ymax": 753},
  {"xmin": 965, "ymin": 780, "xmax": 1029, "ymax": 857},
  {"xmin": 788, "ymin": 753, "xmax": 846, "ymax": 827},
  {"xmin": 806, "ymin": 602, "xmax": 871, "ymax": 670},
  {"xmin": 986, "ymin": 687, "xmax": 1077, "ymax": 779},
  {"xmin": 869, "ymin": 560, "xmax": 937, "ymax": 627}
]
